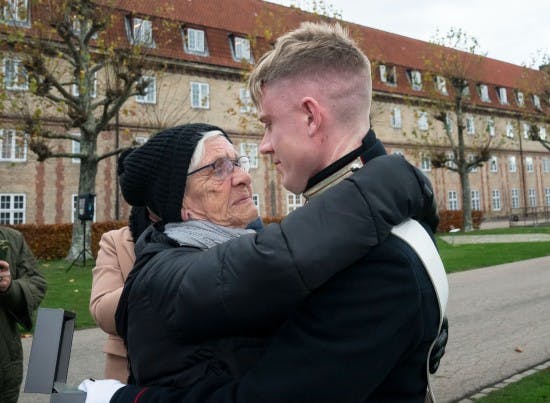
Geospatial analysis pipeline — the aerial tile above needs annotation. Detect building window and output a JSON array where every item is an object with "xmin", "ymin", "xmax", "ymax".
[
  {"xmin": 0, "ymin": 194, "xmax": 25, "ymax": 224},
  {"xmin": 528, "ymin": 188, "xmax": 537, "ymax": 208},
  {"xmin": 448, "ymin": 190, "xmax": 459, "ymax": 211},
  {"xmin": 435, "ymin": 75, "xmax": 447, "ymax": 95},
  {"xmin": 183, "ymin": 28, "xmax": 207, "ymax": 55},
  {"xmin": 3, "ymin": 57, "xmax": 28, "ymax": 91},
  {"xmin": 508, "ymin": 156, "xmax": 517, "ymax": 173},
  {"xmin": 506, "ymin": 122, "xmax": 514, "ymax": 138},
  {"xmin": 497, "ymin": 87, "xmax": 508, "ymax": 104},
  {"xmin": 72, "ymin": 72, "xmax": 97, "ymax": 98},
  {"xmin": 421, "ymin": 154, "xmax": 431, "ymax": 171},
  {"xmin": 445, "ymin": 151, "xmax": 456, "ymax": 169},
  {"xmin": 287, "ymin": 193, "xmax": 304, "ymax": 214},
  {"xmin": 444, "ymin": 113, "xmax": 453, "ymax": 133},
  {"xmin": 134, "ymin": 135, "xmax": 148, "ymax": 145},
  {"xmin": 487, "ymin": 117, "xmax": 495, "ymax": 136},
  {"xmin": 516, "ymin": 91, "xmax": 525, "ymax": 106},
  {"xmin": 539, "ymin": 126, "xmax": 547, "ymax": 140},
  {"xmin": 491, "ymin": 189, "xmax": 501, "ymax": 211},
  {"xmin": 478, "ymin": 84, "xmax": 490, "ymax": 102},
  {"xmin": 466, "ymin": 115, "xmax": 475, "ymax": 134},
  {"xmin": 239, "ymin": 142, "xmax": 258, "ymax": 169},
  {"xmin": 543, "ymin": 158, "xmax": 550, "ymax": 173},
  {"xmin": 72, "ymin": 194, "xmax": 96, "ymax": 223},
  {"xmin": 390, "ymin": 107, "xmax": 402, "ymax": 128},
  {"xmin": 489, "ymin": 156, "xmax": 498, "ymax": 172},
  {"xmin": 407, "ymin": 70, "xmax": 422, "ymax": 90},
  {"xmin": 533, "ymin": 94, "xmax": 541, "ymax": 110},
  {"xmin": 417, "ymin": 111, "xmax": 428, "ymax": 131},
  {"xmin": 239, "ymin": 88, "xmax": 256, "ymax": 114},
  {"xmin": 252, "ymin": 194, "xmax": 260, "ymax": 215},
  {"xmin": 0, "ymin": 129, "xmax": 26, "ymax": 161},
  {"xmin": 127, "ymin": 17, "xmax": 154, "ymax": 46},
  {"xmin": 231, "ymin": 36, "xmax": 252, "ymax": 62},
  {"xmin": 467, "ymin": 154, "xmax": 478, "ymax": 172},
  {"xmin": 379, "ymin": 64, "xmax": 397, "ymax": 85},
  {"xmin": 471, "ymin": 190, "xmax": 480, "ymax": 211},
  {"xmin": 523, "ymin": 123, "xmax": 531, "ymax": 139},
  {"xmin": 511, "ymin": 188, "xmax": 520, "ymax": 209},
  {"xmin": 190, "ymin": 81, "xmax": 209, "ymax": 109},
  {"xmin": 526, "ymin": 156, "xmax": 534, "ymax": 173},
  {"xmin": 1, "ymin": 0, "xmax": 29, "ymax": 25},
  {"xmin": 136, "ymin": 76, "xmax": 156, "ymax": 104},
  {"xmin": 545, "ymin": 188, "xmax": 550, "ymax": 207},
  {"xmin": 392, "ymin": 150, "xmax": 404, "ymax": 157}
]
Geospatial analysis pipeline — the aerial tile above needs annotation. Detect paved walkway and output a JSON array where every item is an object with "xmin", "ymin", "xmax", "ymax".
[
  {"xmin": 19, "ymin": 254, "xmax": 550, "ymax": 403},
  {"xmin": 440, "ymin": 233, "xmax": 550, "ymax": 244}
]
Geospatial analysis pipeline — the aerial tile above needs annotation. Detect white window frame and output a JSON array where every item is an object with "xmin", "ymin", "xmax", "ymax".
[
  {"xmin": 478, "ymin": 84, "xmax": 490, "ymax": 102},
  {"xmin": 72, "ymin": 194, "xmax": 96, "ymax": 223},
  {"xmin": 379, "ymin": 64, "xmax": 397, "ymax": 85},
  {"xmin": 516, "ymin": 91, "xmax": 524, "ymax": 106},
  {"xmin": 252, "ymin": 193, "xmax": 260, "ymax": 216},
  {"xmin": 508, "ymin": 155, "xmax": 517, "ymax": 173},
  {"xmin": 444, "ymin": 113, "xmax": 453, "ymax": 133},
  {"xmin": 539, "ymin": 126, "xmax": 547, "ymax": 141},
  {"xmin": 466, "ymin": 115, "xmax": 475, "ymax": 134},
  {"xmin": 543, "ymin": 158, "xmax": 550, "ymax": 174},
  {"xmin": 71, "ymin": 132, "xmax": 80, "ymax": 164},
  {"xmin": 392, "ymin": 149, "xmax": 404, "ymax": 157},
  {"xmin": 390, "ymin": 107, "xmax": 402, "ymax": 129},
  {"xmin": 136, "ymin": 75, "xmax": 157, "ymax": 104},
  {"xmin": 130, "ymin": 17, "xmax": 153, "ymax": 46},
  {"xmin": 448, "ymin": 190, "xmax": 459, "ymax": 211},
  {"xmin": 489, "ymin": 156, "xmax": 498, "ymax": 172},
  {"xmin": 409, "ymin": 70, "xmax": 422, "ymax": 91},
  {"xmin": 3, "ymin": 57, "xmax": 28, "ymax": 91},
  {"xmin": 417, "ymin": 111, "xmax": 428, "ymax": 131},
  {"xmin": 506, "ymin": 122, "xmax": 514, "ymax": 138},
  {"xmin": 421, "ymin": 154, "xmax": 431, "ymax": 172},
  {"xmin": 487, "ymin": 117, "xmax": 495, "ymax": 136},
  {"xmin": 0, "ymin": 193, "xmax": 25, "ymax": 224},
  {"xmin": 435, "ymin": 75, "xmax": 447, "ymax": 95},
  {"xmin": 286, "ymin": 193, "xmax": 304, "ymax": 214},
  {"xmin": 0, "ymin": 128, "xmax": 27, "ymax": 161},
  {"xmin": 471, "ymin": 190, "xmax": 480, "ymax": 211},
  {"xmin": 497, "ymin": 87, "xmax": 508, "ymax": 104},
  {"xmin": 491, "ymin": 189, "xmax": 501, "ymax": 211},
  {"xmin": 239, "ymin": 88, "xmax": 256, "ymax": 114},
  {"xmin": 511, "ymin": 188, "xmax": 520, "ymax": 209},
  {"xmin": 190, "ymin": 81, "xmax": 209, "ymax": 109},
  {"xmin": 2, "ymin": 0, "xmax": 29, "ymax": 25},
  {"xmin": 184, "ymin": 28, "xmax": 207, "ymax": 55},
  {"xmin": 231, "ymin": 36, "xmax": 252, "ymax": 62},
  {"xmin": 467, "ymin": 154, "xmax": 478, "ymax": 172},
  {"xmin": 72, "ymin": 71, "xmax": 97, "ymax": 98},
  {"xmin": 528, "ymin": 188, "xmax": 537, "ymax": 208},
  {"xmin": 533, "ymin": 94, "xmax": 541, "ymax": 110},
  {"xmin": 523, "ymin": 123, "xmax": 531, "ymax": 139},
  {"xmin": 239, "ymin": 142, "xmax": 259, "ymax": 169},
  {"xmin": 545, "ymin": 188, "xmax": 550, "ymax": 207},
  {"xmin": 445, "ymin": 152, "xmax": 456, "ymax": 169},
  {"xmin": 525, "ymin": 156, "xmax": 534, "ymax": 173}
]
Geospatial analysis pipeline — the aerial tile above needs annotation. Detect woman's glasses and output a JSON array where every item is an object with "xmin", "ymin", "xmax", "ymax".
[{"xmin": 187, "ymin": 156, "xmax": 250, "ymax": 180}]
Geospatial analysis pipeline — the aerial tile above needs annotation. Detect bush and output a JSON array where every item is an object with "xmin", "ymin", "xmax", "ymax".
[
  {"xmin": 437, "ymin": 210, "xmax": 483, "ymax": 232},
  {"xmin": 8, "ymin": 221, "xmax": 127, "ymax": 260}
]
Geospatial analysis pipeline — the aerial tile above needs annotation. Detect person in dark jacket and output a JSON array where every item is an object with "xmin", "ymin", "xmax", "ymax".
[
  {"xmin": 84, "ymin": 22, "xmax": 447, "ymax": 403},
  {"xmin": 0, "ymin": 226, "xmax": 47, "ymax": 403}
]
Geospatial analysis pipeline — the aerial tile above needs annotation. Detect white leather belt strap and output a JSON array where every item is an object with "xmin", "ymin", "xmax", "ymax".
[{"xmin": 391, "ymin": 219, "xmax": 448, "ymax": 403}]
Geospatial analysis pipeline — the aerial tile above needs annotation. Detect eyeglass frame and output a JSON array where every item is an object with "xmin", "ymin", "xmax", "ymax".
[{"xmin": 187, "ymin": 155, "xmax": 251, "ymax": 180}]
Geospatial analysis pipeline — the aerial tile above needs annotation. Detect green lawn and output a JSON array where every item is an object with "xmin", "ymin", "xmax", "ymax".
[{"xmin": 476, "ymin": 368, "xmax": 550, "ymax": 403}]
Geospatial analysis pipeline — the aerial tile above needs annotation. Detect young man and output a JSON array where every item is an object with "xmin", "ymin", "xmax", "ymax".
[
  {"xmin": 0, "ymin": 226, "xmax": 47, "ymax": 403},
  {"xmin": 89, "ymin": 22, "xmax": 446, "ymax": 402}
]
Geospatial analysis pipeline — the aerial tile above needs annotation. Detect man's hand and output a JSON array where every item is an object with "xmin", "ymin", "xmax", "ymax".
[
  {"xmin": 0, "ymin": 260, "xmax": 12, "ymax": 293},
  {"xmin": 78, "ymin": 379, "xmax": 125, "ymax": 403}
]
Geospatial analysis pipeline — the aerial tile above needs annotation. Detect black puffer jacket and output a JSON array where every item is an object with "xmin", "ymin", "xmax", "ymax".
[{"xmin": 116, "ymin": 148, "xmax": 437, "ymax": 388}]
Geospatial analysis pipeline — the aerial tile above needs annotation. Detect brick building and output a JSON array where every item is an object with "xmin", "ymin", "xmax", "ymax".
[{"xmin": 0, "ymin": 0, "xmax": 548, "ymax": 226}]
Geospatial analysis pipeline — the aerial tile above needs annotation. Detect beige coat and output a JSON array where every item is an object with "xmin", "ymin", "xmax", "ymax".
[{"xmin": 90, "ymin": 226, "xmax": 135, "ymax": 382}]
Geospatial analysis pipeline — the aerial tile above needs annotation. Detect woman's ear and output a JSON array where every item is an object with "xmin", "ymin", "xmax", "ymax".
[{"xmin": 181, "ymin": 206, "xmax": 191, "ymax": 221}]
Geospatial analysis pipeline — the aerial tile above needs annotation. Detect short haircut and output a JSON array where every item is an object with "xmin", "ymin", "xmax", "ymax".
[{"xmin": 248, "ymin": 22, "xmax": 372, "ymax": 115}]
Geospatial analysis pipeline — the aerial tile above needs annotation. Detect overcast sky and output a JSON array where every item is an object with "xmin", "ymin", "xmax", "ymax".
[{"xmin": 268, "ymin": 0, "xmax": 550, "ymax": 68}]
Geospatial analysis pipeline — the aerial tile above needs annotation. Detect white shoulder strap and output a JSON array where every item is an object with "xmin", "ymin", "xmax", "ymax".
[{"xmin": 390, "ymin": 219, "xmax": 448, "ymax": 403}]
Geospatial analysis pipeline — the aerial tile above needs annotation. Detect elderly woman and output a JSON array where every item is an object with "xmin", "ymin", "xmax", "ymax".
[{"xmin": 114, "ymin": 123, "xmax": 437, "ymax": 387}]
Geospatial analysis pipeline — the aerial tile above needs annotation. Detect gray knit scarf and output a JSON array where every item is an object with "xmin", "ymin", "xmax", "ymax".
[{"xmin": 164, "ymin": 220, "xmax": 254, "ymax": 250}]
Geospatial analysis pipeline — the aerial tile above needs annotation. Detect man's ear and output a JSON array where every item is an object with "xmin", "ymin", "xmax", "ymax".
[{"xmin": 302, "ymin": 97, "xmax": 322, "ymax": 137}]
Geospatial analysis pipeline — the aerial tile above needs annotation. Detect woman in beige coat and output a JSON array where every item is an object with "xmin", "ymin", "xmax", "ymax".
[{"xmin": 90, "ymin": 207, "xmax": 151, "ymax": 382}]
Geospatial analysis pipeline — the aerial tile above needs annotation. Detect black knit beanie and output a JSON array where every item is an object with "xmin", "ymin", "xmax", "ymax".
[{"xmin": 119, "ymin": 123, "xmax": 230, "ymax": 223}]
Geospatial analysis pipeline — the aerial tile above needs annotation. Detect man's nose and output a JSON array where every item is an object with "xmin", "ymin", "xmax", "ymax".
[{"xmin": 259, "ymin": 133, "xmax": 272, "ymax": 154}]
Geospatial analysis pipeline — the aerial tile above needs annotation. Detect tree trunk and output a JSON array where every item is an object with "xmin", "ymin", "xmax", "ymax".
[
  {"xmin": 65, "ymin": 157, "xmax": 98, "ymax": 262},
  {"xmin": 460, "ymin": 168, "xmax": 473, "ymax": 231}
]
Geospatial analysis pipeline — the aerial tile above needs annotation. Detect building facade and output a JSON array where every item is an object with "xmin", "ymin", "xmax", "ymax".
[{"xmin": 0, "ymin": 0, "xmax": 548, "ymax": 226}]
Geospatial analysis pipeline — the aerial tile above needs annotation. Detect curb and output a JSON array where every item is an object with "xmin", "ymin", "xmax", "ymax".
[{"xmin": 457, "ymin": 359, "xmax": 550, "ymax": 402}]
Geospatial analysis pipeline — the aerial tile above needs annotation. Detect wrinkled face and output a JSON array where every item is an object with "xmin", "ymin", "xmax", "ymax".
[
  {"xmin": 182, "ymin": 136, "xmax": 258, "ymax": 228},
  {"xmin": 258, "ymin": 80, "xmax": 323, "ymax": 194}
]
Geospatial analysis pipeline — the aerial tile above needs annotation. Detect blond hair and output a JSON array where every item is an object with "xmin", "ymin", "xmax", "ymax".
[{"xmin": 248, "ymin": 22, "xmax": 372, "ymax": 118}]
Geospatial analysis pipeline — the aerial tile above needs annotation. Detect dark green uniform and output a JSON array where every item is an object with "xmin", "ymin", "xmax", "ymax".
[{"xmin": 0, "ymin": 227, "xmax": 47, "ymax": 403}]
